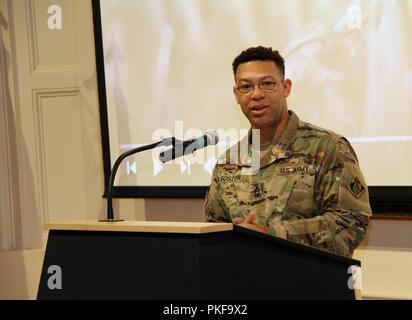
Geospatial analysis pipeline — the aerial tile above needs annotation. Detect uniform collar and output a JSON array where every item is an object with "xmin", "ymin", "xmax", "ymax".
[{"xmin": 232, "ymin": 110, "xmax": 299, "ymax": 169}]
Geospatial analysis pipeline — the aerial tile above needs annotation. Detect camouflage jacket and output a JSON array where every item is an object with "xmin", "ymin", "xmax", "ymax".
[{"xmin": 204, "ymin": 110, "xmax": 371, "ymax": 257}]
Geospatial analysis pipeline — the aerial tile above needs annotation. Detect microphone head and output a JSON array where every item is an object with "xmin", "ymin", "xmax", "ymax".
[{"xmin": 206, "ymin": 130, "xmax": 219, "ymax": 146}]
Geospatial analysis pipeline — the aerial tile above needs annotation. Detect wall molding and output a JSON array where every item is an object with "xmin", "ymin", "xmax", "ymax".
[
  {"xmin": 0, "ymin": 2, "xmax": 16, "ymax": 250},
  {"xmin": 24, "ymin": 0, "xmax": 78, "ymax": 74},
  {"xmin": 24, "ymin": 0, "xmax": 39, "ymax": 73},
  {"xmin": 32, "ymin": 87, "xmax": 80, "ymax": 223}
]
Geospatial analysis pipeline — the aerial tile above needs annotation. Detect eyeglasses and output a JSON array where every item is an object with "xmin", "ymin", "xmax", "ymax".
[{"xmin": 236, "ymin": 81, "xmax": 281, "ymax": 94}]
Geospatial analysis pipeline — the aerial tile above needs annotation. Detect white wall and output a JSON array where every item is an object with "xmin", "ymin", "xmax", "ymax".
[{"xmin": 0, "ymin": 0, "xmax": 411, "ymax": 300}]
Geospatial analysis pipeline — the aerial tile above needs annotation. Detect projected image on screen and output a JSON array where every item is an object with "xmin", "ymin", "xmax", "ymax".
[{"xmin": 99, "ymin": 0, "xmax": 412, "ymax": 187}]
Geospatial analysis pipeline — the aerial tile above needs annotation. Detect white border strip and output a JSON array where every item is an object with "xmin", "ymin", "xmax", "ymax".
[{"xmin": 348, "ymin": 136, "xmax": 412, "ymax": 143}]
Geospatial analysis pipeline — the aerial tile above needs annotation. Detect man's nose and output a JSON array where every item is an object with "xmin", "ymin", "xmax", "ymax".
[{"xmin": 250, "ymin": 85, "xmax": 265, "ymax": 99}]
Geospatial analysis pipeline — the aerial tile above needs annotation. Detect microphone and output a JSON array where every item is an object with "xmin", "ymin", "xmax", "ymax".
[
  {"xmin": 159, "ymin": 130, "xmax": 219, "ymax": 163},
  {"xmin": 102, "ymin": 137, "xmax": 175, "ymax": 222}
]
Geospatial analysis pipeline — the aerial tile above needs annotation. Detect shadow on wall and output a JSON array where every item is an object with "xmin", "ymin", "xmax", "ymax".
[
  {"xmin": 0, "ymin": 4, "xmax": 44, "ymax": 299},
  {"xmin": 0, "ymin": 7, "xmax": 26, "ymax": 300},
  {"xmin": 0, "ymin": 6, "xmax": 42, "ymax": 249}
]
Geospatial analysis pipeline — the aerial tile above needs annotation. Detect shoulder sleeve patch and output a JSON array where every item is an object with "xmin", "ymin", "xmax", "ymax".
[
  {"xmin": 346, "ymin": 177, "xmax": 366, "ymax": 199},
  {"xmin": 338, "ymin": 162, "xmax": 372, "ymax": 215}
]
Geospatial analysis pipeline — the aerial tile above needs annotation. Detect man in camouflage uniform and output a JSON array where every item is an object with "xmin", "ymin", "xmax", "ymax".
[{"xmin": 204, "ymin": 46, "xmax": 371, "ymax": 257}]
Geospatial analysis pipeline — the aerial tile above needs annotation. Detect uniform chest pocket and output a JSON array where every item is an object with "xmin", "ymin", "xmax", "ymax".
[
  {"xmin": 283, "ymin": 171, "xmax": 316, "ymax": 217},
  {"xmin": 220, "ymin": 165, "xmax": 316, "ymax": 222},
  {"xmin": 233, "ymin": 178, "xmax": 270, "ymax": 204},
  {"xmin": 266, "ymin": 162, "xmax": 316, "ymax": 219},
  {"xmin": 222, "ymin": 175, "xmax": 278, "ymax": 223},
  {"xmin": 231, "ymin": 175, "xmax": 297, "ymax": 224},
  {"xmin": 216, "ymin": 173, "xmax": 251, "ymax": 218}
]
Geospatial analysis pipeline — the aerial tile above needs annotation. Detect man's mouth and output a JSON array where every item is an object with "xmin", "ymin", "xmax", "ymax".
[{"xmin": 249, "ymin": 105, "xmax": 269, "ymax": 116}]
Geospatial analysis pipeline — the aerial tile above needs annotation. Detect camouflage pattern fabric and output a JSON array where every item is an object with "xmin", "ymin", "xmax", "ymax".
[{"xmin": 204, "ymin": 110, "xmax": 371, "ymax": 257}]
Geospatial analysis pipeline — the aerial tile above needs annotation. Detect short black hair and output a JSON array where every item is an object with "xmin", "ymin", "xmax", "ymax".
[{"xmin": 232, "ymin": 46, "xmax": 285, "ymax": 79}]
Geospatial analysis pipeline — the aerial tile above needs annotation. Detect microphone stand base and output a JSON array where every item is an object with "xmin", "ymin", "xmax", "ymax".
[{"xmin": 98, "ymin": 219, "xmax": 124, "ymax": 222}]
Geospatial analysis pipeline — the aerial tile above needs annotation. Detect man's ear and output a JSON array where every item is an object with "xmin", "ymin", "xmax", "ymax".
[
  {"xmin": 283, "ymin": 79, "xmax": 292, "ymax": 98},
  {"xmin": 233, "ymin": 86, "xmax": 240, "ymax": 104}
]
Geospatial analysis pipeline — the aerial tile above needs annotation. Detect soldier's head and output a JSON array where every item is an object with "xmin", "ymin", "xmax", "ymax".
[{"xmin": 232, "ymin": 46, "xmax": 292, "ymax": 130}]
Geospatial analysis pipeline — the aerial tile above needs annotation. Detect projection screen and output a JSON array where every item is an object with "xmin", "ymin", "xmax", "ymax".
[{"xmin": 93, "ymin": 0, "xmax": 412, "ymax": 211}]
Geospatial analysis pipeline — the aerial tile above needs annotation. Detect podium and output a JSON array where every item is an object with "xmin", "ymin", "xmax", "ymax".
[{"xmin": 37, "ymin": 221, "xmax": 360, "ymax": 300}]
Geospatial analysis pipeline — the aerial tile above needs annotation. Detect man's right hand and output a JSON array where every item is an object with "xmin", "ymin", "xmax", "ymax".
[{"xmin": 233, "ymin": 212, "xmax": 270, "ymax": 234}]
